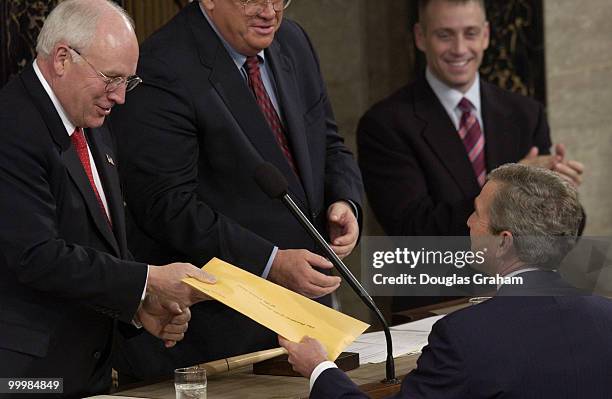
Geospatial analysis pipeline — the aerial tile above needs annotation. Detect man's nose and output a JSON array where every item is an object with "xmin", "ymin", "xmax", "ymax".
[{"xmin": 107, "ymin": 84, "xmax": 127, "ymax": 105}]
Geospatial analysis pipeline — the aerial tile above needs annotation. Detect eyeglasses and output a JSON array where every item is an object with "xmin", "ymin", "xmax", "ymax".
[
  {"xmin": 239, "ymin": 0, "xmax": 292, "ymax": 17},
  {"xmin": 68, "ymin": 47, "xmax": 142, "ymax": 93}
]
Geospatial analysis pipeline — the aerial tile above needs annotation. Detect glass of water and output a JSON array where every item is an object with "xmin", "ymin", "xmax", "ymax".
[{"xmin": 174, "ymin": 366, "xmax": 207, "ymax": 399}]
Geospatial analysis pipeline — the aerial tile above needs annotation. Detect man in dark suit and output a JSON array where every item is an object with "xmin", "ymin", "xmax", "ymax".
[
  {"xmin": 358, "ymin": 0, "xmax": 584, "ymax": 237},
  {"xmin": 0, "ymin": 1, "xmax": 214, "ymax": 397},
  {"xmin": 110, "ymin": 0, "xmax": 363, "ymax": 378},
  {"xmin": 281, "ymin": 164, "xmax": 612, "ymax": 399}
]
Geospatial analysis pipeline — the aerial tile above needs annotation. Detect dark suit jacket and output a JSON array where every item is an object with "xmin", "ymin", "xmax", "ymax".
[
  {"xmin": 0, "ymin": 65, "xmax": 147, "ymax": 398},
  {"xmin": 357, "ymin": 75, "xmax": 551, "ymax": 236},
  {"xmin": 110, "ymin": 2, "xmax": 363, "ymax": 378},
  {"xmin": 312, "ymin": 271, "xmax": 612, "ymax": 399}
]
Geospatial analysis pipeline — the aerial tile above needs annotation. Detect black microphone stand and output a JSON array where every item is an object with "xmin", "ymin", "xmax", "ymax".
[{"xmin": 280, "ymin": 193, "xmax": 399, "ymax": 384}]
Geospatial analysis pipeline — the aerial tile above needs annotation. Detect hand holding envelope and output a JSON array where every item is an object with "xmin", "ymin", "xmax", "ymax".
[{"xmin": 183, "ymin": 258, "xmax": 369, "ymax": 360}]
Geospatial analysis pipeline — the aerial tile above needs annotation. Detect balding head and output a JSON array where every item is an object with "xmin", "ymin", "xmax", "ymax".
[
  {"xmin": 36, "ymin": 0, "xmax": 135, "ymax": 58},
  {"xmin": 35, "ymin": 0, "xmax": 139, "ymax": 129}
]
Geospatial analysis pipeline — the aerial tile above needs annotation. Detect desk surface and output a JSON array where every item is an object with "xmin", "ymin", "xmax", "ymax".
[
  {"xmin": 89, "ymin": 300, "xmax": 469, "ymax": 399},
  {"xmin": 93, "ymin": 353, "xmax": 418, "ymax": 399}
]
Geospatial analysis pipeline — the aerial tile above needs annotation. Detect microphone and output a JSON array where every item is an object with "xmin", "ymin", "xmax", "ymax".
[{"xmin": 254, "ymin": 162, "xmax": 398, "ymax": 384}]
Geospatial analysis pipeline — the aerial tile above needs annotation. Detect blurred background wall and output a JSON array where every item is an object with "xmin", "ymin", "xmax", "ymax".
[{"xmin": 544, "ymin": 0, "xmax": 612, "ymax": 236}]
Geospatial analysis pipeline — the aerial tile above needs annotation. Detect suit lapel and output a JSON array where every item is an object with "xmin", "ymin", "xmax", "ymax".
[
  {"xmin": 87, "ymin": 128, "xmax": 125, "ymax": 256},
  {"xmin": 62, "ymin": 134, "xmax": 120, "ymax": 256},
  {"xmin": 186, "ymin": 4, "xmax": 308, "ymax": 207},
  {"xmin": 414, "ymin": 77, "xmax": 480, "ymax": 197},
  {"xmin": 19, "ymin": 63, "xmax": 120, "ymax": 256},
  {"xmin": 265, "ymin": 41, "xmax": 314, "ymax": 209},
  {"xmin": 481, "ymin": 82, "xmax": 519, "ymax": 170}
]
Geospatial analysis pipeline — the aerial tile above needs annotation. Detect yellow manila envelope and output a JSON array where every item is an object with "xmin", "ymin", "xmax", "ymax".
[{"xmin": 183, "ymin": 258, "xmax": 370, "ymax": 361}]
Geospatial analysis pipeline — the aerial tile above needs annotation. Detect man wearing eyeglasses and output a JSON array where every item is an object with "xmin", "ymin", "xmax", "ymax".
[
  {"xmin": 0, "ymin": 1, "xmax": 216, "ymax": 397},
  {"xmin": 110, "ymin": 0, "xmax": 363, "ymax": 380}
]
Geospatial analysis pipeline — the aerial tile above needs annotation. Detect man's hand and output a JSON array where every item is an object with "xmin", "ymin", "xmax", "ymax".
[
  {"xmin": 551, "ymin": 144, "xmax": 584, "ymax": 186},
  {"xmin": 269, "ymin": 249, "xmax": 341, "ymax": 298},
  {"xmin": 327, "ymin": 201, "xmax": 359, "ymax": 259},
  {"xmin": 136, "ymin": 295, "xmax": 191, "ymax": 348},
  {"xmin": 147, "ymin": 262, "xmax": 216, "ymax": 307},
  {"xmin": 278, "ymin": 336, "xmax": 328, "ymax": 378},
  {"xmin": 519, "ymin": 144, "xmax": 584, "ymax": 186}
]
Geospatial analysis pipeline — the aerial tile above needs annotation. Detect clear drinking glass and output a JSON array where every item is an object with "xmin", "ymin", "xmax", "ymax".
[{"xmin": 174, "ymin": 366, "xmax": 207, "ymax": 399}]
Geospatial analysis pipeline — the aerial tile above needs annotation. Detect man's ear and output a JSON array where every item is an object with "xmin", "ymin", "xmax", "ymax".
[
  {"xmin": 482, "ymin": 20, "xmax": 490, "ymax": 50},
  {"xmin": 496, "ymin": 231, "xmax": 514, "ymax": 259},
  {"xmin": 52, "ymin": 44, "xmax": 71, "ymax": 76},
  {"xmin": 414, "ymin": 23, "xmax": 427, "ymax": 52}
]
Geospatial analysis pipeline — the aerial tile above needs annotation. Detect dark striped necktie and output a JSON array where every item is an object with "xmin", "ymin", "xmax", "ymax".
[
  {"xmin": 245, "ymin": 55, "xmax": 299, "ymax": 177},
  {"xmin": 457, "ymin": 98, "xmax": 486, "ymax": 186},
  {"xmin": 71, "ymin": 128, "xmax": 112, "ymax": 228}
]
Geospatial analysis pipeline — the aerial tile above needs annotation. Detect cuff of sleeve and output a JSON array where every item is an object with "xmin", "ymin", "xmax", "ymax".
[
  {"xmin": 141, "ymin": 265, "xmax": 149, "ymax": 301},
  {"xmin": 131, "ymin": 265, "xmax": 150, "ymax": 328},
  {"xmin": 310, "ymin": 361, "xmax": 338, "ymax": 392},
  {"xmin": 346, "ymin": 199, "xmax": 359, "ymax": 220},
  {"xmin": 131, "ymin": 316, "xmax": 143, "ymax": 329},
  {"xmin": 261, "ymin": 246, "xmax": 278, "ymax": 280}
]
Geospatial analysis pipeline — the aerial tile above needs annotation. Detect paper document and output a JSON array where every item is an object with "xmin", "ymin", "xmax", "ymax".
[
  {"xmin": 183, "ymin": 258, "xmax": 369, "ymax": 361},
  {"xmin": 390, "ymin": 315, "xmax": 445, "ymax": 332},
  {"xmin": 346, "ymin": 315, "xmax": 445, "ymax": 364}
]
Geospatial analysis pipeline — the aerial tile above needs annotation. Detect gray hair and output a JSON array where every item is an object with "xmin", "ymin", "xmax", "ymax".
[
  {"xmin": 36, "ymin": 0, "xmax": 134, "ymax": 57},
  {"xmin": 487, "ymin": 164, "xmax": 582, "ymax": 268}
]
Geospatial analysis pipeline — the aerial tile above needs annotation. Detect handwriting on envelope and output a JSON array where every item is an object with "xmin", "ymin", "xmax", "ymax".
[{"xmin": 183, "ymin": 258, "xmax": 369, "ymax": 360}]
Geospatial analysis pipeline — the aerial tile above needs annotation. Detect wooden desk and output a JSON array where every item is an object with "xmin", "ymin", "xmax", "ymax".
[
  {"xmin": 92, "ymin": 353, "xmax": 418, "ymax": 399},
  {"xmin": 89, "ymin": 301, "xmax": 469, "ymax": 399}
]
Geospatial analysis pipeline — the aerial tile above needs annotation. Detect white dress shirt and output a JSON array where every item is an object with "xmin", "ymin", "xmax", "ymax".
[
  {"xmin": 310, "ymin": 360, "xmax": 338, "ymax": 391},
  {"xmin": 425, "ymin": 68, "xmax": 484, "ymax": 134}
]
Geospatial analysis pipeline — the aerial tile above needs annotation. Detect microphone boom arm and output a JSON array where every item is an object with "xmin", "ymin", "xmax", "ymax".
[{"xmin": 281, "ymin": 194, "xmax": 398, "ymax": 383}]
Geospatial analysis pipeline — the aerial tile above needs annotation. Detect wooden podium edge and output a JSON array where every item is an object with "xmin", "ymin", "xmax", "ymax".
[{"xmin": 358, "ymin": 379, "xmax": 404, "ymax": 399}]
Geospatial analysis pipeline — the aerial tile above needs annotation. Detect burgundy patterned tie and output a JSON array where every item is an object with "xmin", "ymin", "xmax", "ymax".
[
  {"xmin": 457, "ymin": 98, "xmax": 486, "ymax": 186},
  {"xmin": 71, "ymin": 128, "xmax": 112, "ymax": 228},
  {"xmin": 245, "ymin": 56, "xmax": 298, "ymax": 176}
]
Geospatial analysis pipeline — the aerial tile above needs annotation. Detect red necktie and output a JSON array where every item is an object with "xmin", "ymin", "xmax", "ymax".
[
  {"xmin": 245, "ymin": 56, "xmax": 298, "ymax": 176},
  {"xmin": 458, "ymin": 98, "xmax": 486, "ymax": 186},
  {"xmin": 71, "ymin": 128, "xmax": 112, "ymax": 228}
]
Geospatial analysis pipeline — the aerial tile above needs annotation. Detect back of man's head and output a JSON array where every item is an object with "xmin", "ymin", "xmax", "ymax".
[{"xmin": 487, "ymin": 164, "xmax": 582, "ymax": 268}]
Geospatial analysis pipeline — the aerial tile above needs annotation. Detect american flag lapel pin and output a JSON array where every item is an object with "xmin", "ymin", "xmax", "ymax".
[{"xmin": 106, "ymin": 154, "xmax": 115, "ymax": 166}]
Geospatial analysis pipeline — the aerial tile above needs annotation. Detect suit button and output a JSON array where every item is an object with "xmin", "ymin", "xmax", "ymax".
[{"xmin": 93, "ymin": 351, "xmax": 101, "ymax": 359}]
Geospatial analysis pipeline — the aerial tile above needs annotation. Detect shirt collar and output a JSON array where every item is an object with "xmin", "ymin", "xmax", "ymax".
[
  {"xmin": 497, "ymin": 267, "xmax": 542, "ymax": 290},
  {"xmin": 33, "ymin": 59, "xmax": 77, "ymax": 136},
  {"xmin": 426, "ymin": 67, "xmax": 481, "ymax": 114},
  {"xmin": 199, "ymin": 2, "xmax": 266, "ymax": 69}
]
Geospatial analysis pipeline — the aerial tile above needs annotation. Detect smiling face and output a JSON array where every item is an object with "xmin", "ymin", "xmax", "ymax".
[
  {"xmin": 201, "ymin": 0, "xmax": 283, "ymax": 56},
  {"xmin": 50, "ymin": 11, "xmax": 138, "ymax": 128},
  {"xmin": 415, "ymin": 0, "xmax": 489, "ymax": 93}
]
